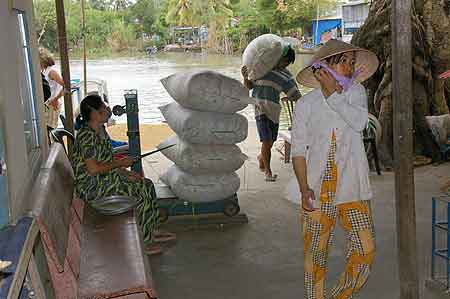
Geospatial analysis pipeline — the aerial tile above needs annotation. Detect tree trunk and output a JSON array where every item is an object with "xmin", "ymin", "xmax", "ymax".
[
  {"xmin": 352, "ymin": 0, "xmax": 450, "ymax": 167},
  {"xmin": 207, "ymin": 22, "xmax": 219, "ymax": 53}
]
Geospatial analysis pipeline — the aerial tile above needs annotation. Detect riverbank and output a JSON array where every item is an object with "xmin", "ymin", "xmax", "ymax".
[
  {"xmin": 107, "ymin": 123, "xmax": 174, "ymax": 151},
  {"xmin": 68, "ymin": 48, "xmax": 148, "ymax": 60}
]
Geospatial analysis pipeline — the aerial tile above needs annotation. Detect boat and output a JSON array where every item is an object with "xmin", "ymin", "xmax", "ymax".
[{"xmin": 163, "ymin": 43, "xmax": 202, "ymax": 53}]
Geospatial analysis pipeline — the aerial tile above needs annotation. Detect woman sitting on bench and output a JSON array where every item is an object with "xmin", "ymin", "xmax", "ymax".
[{"xmin": 72, "ymin": 94, "xmax": 175, "ymax": 255}]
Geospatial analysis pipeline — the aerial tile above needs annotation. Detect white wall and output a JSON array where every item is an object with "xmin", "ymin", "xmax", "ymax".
[{"xmin": 0, "ymin": 0, "xmax": 49, "ymax": 222}]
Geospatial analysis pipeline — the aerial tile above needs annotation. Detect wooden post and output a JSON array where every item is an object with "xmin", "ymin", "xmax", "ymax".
[
  {"xmin": 81, "ymin": 0, "xmax": 87, "ymax": 95},
  {"xmin": 391, "ymin": 0, "xmax": 420, "ymax": 297},
  {"xmin": 54, "ymin": 0, "xmax": 74, "ymax": 156}
]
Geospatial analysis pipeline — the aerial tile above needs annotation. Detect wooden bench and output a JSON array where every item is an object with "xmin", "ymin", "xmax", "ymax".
[
  {"xmin": 2, "ymin": 143, "xmax": 157, "ymax": 298},
  {"xmin": 0, "ymin": 142, "xmax": 80, "ymax": 298},
  {"xmin": 78, "ymin": 206, "xmax": 156, "ymax": 299}
]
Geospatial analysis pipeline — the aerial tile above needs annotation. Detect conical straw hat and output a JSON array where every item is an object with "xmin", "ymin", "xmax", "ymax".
[{"xmin": 296, "ymin": 39, "xmax": 379, "ymax": 88}]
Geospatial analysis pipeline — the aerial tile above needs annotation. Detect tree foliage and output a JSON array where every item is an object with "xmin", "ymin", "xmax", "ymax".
[{"xmin": 34, "ymin": 0, "xmax": 339, "ymax": 54}]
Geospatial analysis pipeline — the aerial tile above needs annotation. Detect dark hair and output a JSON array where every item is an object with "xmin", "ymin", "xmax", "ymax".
[
  {"xmin": 325, "ymin": 53, "xmax": 344, "ymax": 65},
  {"xmin": 284, "ymin": 47, "xmax": 296, "ymax": 64},
  {"xmin": 75, "ymin": 94, "xmax": 103, "ymax": 128}
]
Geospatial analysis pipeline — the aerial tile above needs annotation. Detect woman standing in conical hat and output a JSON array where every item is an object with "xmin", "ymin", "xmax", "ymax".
[{"xmin": 289, "ymin": 39, "xmax": 379, "ymax": 299}]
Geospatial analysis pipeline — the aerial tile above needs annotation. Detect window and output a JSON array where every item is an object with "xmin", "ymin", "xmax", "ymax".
[
  {"xmin": 15, "ymin": 10, "xmax": 41, "ymax": 159},
  {"xmin": 344, "ymin": 27, "xmax": 359, "ymax": 35}
]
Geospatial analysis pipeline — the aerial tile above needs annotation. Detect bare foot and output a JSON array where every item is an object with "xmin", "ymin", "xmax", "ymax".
[
  {"xmin": 144, "ymin": 243, "xmax": 162, "ymax": 256},
  {"xmin": 257, "ymin": 154, "xmax": 265, "ymax": 172},
  {"xmin": 153, "ymin": 231, "xmax": 177, "ymax": 243}
]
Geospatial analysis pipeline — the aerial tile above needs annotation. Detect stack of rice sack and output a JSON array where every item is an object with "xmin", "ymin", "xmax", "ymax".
[{"xmin": 158, "ymin": 70, "xmax": 254, "ymax": 202}]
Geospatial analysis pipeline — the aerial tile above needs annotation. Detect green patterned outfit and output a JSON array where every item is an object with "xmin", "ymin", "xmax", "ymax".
[{"xmin": 72, "ymin": 124, "xmax": 160, "ymax": 243}]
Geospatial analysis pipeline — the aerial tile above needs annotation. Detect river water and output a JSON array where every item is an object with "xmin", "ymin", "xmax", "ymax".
[{"xmin": 69, "ymin": 52, "xmax": 312, "ymax": 129}]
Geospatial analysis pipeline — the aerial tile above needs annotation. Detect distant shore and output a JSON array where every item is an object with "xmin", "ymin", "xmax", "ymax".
[{"xmin": 68, "ymin": 48, "xmax": 148, "ymax": 60}]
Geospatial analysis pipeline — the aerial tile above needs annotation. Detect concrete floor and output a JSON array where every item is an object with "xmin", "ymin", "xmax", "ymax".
[{"xmin": 143, "ymin": 123, "xmax": 450, "ymax": 299}]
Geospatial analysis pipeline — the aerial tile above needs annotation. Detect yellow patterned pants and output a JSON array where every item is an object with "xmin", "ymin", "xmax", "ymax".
[{"xmin": 302, "ymin": 133, "xmax": 375, "ymax": 299}]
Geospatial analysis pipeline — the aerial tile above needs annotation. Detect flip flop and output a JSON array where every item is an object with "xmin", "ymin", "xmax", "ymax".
[
  {"xmin": 265, "ymin": 174, "xmax": 278, "ymax": 182},
  {"xmin": 144, "ymin": 244, "xmax": 162, "ymax": 256},
  {"xmin": 153, "ymin": 231, "xmax": 177, "ymax": 243}
]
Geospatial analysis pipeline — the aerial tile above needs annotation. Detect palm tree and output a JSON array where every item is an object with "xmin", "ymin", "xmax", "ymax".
[
  {"xmin": 166, "ymin": 0, "xmax": 233, "ymax": 27},
  {"xmin": 166, "ymin": 0, "xmax": 197, "ymax": 26},
  {"xmin": 208, "ymin": 0, "xmax": 233, "ymax": 25},
  {"xmin": 204, "ymin": 0, "xmax": 233, "ymax": 53}
]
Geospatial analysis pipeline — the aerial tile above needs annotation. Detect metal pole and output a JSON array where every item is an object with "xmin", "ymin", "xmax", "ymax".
[
  {"xmin": 55, "ymin": 0, "xmax": 74, "ymax": 156},
  {"xmin": 124, "ymin": 90, "xmax": 142, "ymax": 174},
  {"xmin": 314, "ymin": 0, "xmax": 319, "ymax": 46},
  {"xmin": 81, "ymin": 0, "xmax": 87, "ymax": 95},
  {"xmin": 447, "ymin": 202, "xmax": 450, "ymax": 289},
  {"xmin": 431, "ymin": 198, "xmax": 436, "ymax": 281},
  {"xmin": 391, "ymin": 0, "xmax": 419, "ymax": 296}
]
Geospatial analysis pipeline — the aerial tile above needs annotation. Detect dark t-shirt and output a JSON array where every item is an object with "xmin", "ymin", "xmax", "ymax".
[{"xmin": 41, "ymin": 73, "xmax": 51, "ymax": 101}]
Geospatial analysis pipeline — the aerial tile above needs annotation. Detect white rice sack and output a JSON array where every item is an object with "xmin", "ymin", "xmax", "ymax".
[
  {"xmin": 158, "ymin": 136, "xmax": 248, "ymax": 174},
  {"xmin": 160, "ymin": 165, "xmax": 240, "ymax": 203},
  {"xmin": 159, "ymin": 102, "xmax": 248, "ymax": 145},
  {"xmin": 242, "ymin": 34, "xmax": 285, "ymax": 80},
  {"xmin": 426, "ymin": 114, "xmax": 450, "ymax": 145},
  {"xmin": 160, "ymin": 70, "xmax": 255, "ymax": 114}
]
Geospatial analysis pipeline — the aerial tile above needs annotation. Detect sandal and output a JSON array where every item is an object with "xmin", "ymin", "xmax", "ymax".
[
  {"xmin": 265, "ymin": 174, "xmax": 278, "ymax": 182},
  {"xmin": 144, "ymin": 244, "xmax": 162, "ymax": 256},
  {"xmin": 153, "ymin": 231, "xmax": 177, "ymax": 243}
]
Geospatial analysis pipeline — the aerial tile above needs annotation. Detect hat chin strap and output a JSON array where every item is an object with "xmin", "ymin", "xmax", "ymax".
[{"xmin": 313, "ymin": 62, "xmax": 361, "ymax": 91}]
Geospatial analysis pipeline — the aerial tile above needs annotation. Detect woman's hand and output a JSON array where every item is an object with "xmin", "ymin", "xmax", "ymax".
[
  {"xmin": 114, "ymin": 156, "xmax": 136, "ymax": 168},
  {"xmin": 127, "ymin": 171, "xmax": 142, "ymax": 182},
  {"xmin": 241, "ymin": 65, "xmax": 249, "ymax": 79},
  {"xmin": 241, "ymin": 65, "xmax": 253, "ymax": 90},
  {"xmin": 301, "ymin": 188, "xmax": 316, "ymax": 212},
  {"xmin": 314, "ymin": 68, "xmax": 342, "ymax": 98},
  {"xmin": 47, "ymin": 98, "xmax": 60, "ymax": 110},
  {"xmin": 118, "ymin": 168, "xmax": 142, "ymax": 182}
]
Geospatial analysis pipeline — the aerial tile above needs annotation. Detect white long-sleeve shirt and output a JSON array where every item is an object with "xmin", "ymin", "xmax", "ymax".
[{"xmin": 286, "ymin": 83, "xmax": 372, "ymax": 208}]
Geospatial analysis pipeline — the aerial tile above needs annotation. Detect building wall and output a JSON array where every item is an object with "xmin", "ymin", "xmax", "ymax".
[
  {"xmin": 342, "ymin": 3, "xmax": 370, "ymax": 34},
  {"xmin": 312, "ymin": 19, "xmax": 342, "ymax": 45},
  {"xmin": 0, "ymin": 0, "xmax": 49, "ymax": 223}
]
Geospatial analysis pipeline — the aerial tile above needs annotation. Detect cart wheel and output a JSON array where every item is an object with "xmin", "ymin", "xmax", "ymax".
[
  {"xmin": 158, "ymin": 207, "xmax": 169, "ymax": 223},
  {"xmin": 223, "ymin": 200, "xmax": 240, "ymax": 217}
]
